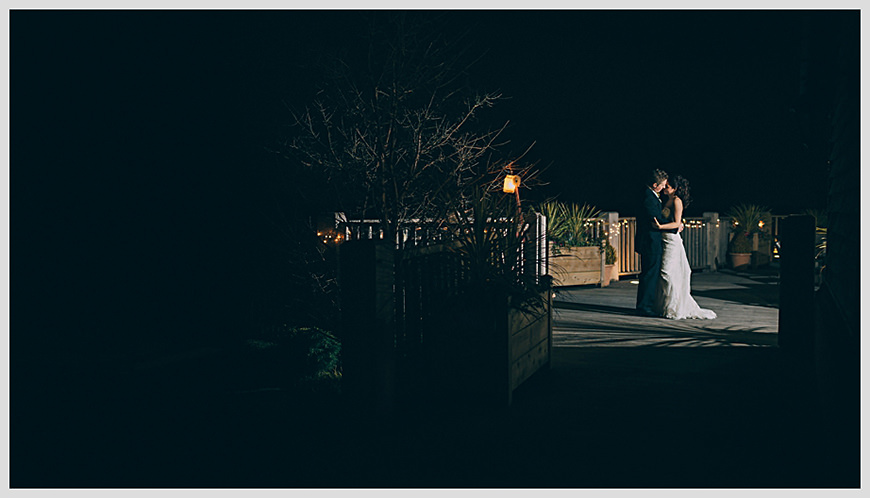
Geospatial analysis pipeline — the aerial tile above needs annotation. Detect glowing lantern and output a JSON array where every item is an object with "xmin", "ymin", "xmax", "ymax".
[{"xmin": 503, "ymin": 174, "xmax": 520, "ymax": 194}]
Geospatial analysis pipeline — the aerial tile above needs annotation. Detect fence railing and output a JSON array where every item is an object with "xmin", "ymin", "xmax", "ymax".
[
  {"xmin": 334, "ymin": 211, "xmax": 786, "ymax": 283},
  {"xmin": 682, "ymin": 217, "xmax": 710, "ymax": 271},
  {"xmin": 334, "ymin": 212, "xmax": 549, "ymax": 282},
  {"xmin": 335, "ymin": 214, "xmax": 457, "ymax": 248},
  {"xmin": 597, "ymin": 213, "xmax": 721, "ymax": 276},
  {"xmin": 614, "ymin": 217, "xmax": 640, "ymax": 276}
]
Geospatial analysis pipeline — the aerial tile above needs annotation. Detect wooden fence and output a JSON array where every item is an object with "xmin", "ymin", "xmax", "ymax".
[
  {"xmin": 608, "ymin": 213, "xmax": 785, "ymax": 277},
  {"xmin": 335, "ymin": 212, "xmax": 549, "ymax": 280},
  {"xmin": 601, "ymin": 212, "xmax": 721, "ymax": 276},
  {"xmin": 335, "ymin": 211, "xmax": 785, "ymax": 289}
]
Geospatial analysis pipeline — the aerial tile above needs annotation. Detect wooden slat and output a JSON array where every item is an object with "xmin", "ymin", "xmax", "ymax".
[{"xmin": 510, "ymin": 339, "xmax": 549, "ymax": 389}]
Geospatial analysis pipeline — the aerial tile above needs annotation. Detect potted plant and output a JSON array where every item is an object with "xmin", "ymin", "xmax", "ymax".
[
  {"xmin": 603, "ymin": 241, "xmax": 618, "ymax": 284},
  {"xmin": 727, "ymin": 203, "xmax": 772, "ymax": 268},
  {"xmin": 561, "ymin": 202, "xmax": 602, "ymax": 248},
  {"xmin": 540, "ymin": 200, "xmax": 603, "ymax": 286},
  {"xmin": 728, "ymin": 232, "xmax": 753, "ymax": 269}
]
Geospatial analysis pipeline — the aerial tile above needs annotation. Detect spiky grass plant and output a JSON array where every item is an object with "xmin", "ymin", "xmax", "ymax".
[
  {"xmin": 538, "ymin": 200, "xmax": 601, "ymax": 248},
  {"xmin": 727, "ymin": 203, "xmax": 773, "ymax": 254},
  {"xmin": 727, "ymin": 203, "xmax": 772, "ymax": 236},
  {"xmin": 444, "ymin": 186, "xmax": 549, "ymax": 315},
  {"xmin": 561, "ymin": 202, "xmax": 601, "ymax": 247}
]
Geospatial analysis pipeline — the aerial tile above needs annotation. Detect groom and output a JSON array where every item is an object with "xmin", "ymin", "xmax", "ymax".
[{"xmin": 635, "ymin": 168, "xmax": 669, "ymax": 316}]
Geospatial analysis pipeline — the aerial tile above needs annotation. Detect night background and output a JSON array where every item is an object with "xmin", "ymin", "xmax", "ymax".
[{"xmin": 10, "ymin": 9, "xmax": 859, "ymax": 487}]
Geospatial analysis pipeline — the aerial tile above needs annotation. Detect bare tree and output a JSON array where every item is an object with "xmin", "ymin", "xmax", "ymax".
[
  {"xmin": 280, "ymin": 13, "xmax": 538, "ymax": 247},
  {"xmin": 256, "ymin": 14, "xmax": 547, "ymax": 335}
]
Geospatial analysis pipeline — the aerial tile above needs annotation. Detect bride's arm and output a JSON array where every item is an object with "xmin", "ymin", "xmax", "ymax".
[{"xmin": 653, "ymin": 198, "xmax": 684, "ymax": 230}]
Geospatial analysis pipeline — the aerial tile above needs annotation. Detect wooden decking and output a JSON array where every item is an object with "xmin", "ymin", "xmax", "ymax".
[{"xmin": 552, "ymin": 268, "xmax": 781, "ymax": 348}]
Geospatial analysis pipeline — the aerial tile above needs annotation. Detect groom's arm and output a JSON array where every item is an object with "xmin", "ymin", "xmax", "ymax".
[{"xmin": 642, "ymin": 191, "xmax": 663, "ymax": 228}]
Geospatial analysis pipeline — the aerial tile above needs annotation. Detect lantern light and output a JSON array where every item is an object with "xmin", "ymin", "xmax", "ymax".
[{"xmin": 503, "ymin": 174, "xmax": 520, "ymax": 194}]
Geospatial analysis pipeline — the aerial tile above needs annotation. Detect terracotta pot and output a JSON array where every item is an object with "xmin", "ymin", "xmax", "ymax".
[{"xmin": 729, "ymin": 252, "xmax": 751, "ymax": 269}]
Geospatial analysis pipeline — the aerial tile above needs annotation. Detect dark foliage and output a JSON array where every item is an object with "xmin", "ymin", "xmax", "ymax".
[{"xmin": 238, "ymin": 325, "xmax": 342, "ymax": 390}]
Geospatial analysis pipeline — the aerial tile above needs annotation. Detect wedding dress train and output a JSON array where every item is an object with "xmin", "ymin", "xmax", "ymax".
[{"xmin": 654, "ymin": 232, "xmax": 717, "ymax": 320}]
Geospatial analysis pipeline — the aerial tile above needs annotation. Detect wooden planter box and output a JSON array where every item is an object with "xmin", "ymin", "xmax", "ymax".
[
  {"xmin": 426, "ymin": 287, "xmax": 553, "ymax": 408},
  {"xmin": 507, "ymin": 291, "xmax": 552, "ymax": 403},
  {"xmin": 549, "ymin": 245, "xmax": 602, "ymax": 286}
]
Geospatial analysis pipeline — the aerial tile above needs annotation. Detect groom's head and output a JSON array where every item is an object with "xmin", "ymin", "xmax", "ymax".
[{"xmin": 648, "ymin": 169, "xmax": 669, "ymax": 193}]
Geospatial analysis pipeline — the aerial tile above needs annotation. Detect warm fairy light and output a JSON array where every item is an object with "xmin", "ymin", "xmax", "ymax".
[
  {"xmin": 319, "ymin": 229, "xmax": 345, "ymax": 245},
  {"xmin": 503, "ymin": 174, "xmax": 520, "ymax": 194},
  {"xmin": 758, "ymin": 220, "xmax": 765, "ymax": 229}
]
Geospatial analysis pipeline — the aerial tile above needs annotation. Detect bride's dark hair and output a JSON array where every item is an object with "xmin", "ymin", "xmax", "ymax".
[{"xmin": 671, "ymin": 175, "xmax": 691, "ymax": 208}]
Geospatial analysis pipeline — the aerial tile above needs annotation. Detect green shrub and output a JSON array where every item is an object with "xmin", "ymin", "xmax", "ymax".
[
  {"xmin": 728, "ymin": 233, "xmax": 753, "ymax": 254},
  {"xmin": 243, "ymin": 325, "xmax": 341, "ymax": 388},
  {"xmin": 604, "ymin": 242, "xmax": 617, "ymax": 265}
]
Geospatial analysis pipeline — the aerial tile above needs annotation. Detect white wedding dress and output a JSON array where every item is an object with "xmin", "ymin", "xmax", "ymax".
[{"xmin": 654, "ymin": 229, "xmax": 717, "ymax": 320}]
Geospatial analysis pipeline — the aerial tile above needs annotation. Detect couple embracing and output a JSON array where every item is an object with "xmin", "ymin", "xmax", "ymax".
[{"xmin": 635, "ymin": 169, "xmax": 716, "ymax": 320}]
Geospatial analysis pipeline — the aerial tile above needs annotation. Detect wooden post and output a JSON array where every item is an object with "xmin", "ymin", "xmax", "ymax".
[
  {"xmin": 542, "ymin": 274, "xmax": 553, "ymax": 371},
  {"xmin": 523, "ymin": 212, "xmax": 547, "ymax": 282},
  {"xmin": 751, "ymin": 233, "xmax": 760, "ymax": 268},
  {"xmin": 703, "ymin": 212, "xmax": 719, "ymax": 271},
  {"xmin": 536, "ymin": 212, "xmax": 548, "ymax": 279},
  {"xmin": 599, "ymin": 236, "xmax": 606, "ymax": 287},
  {"xmin": 338, "ymin": 239, "xmax": 396, "ymax": 413},
  {"xmin": 778, "ymin": 215, "xmax": 816, "ymax": 357}
]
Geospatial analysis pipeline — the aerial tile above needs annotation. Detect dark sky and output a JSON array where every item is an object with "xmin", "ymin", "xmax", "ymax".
[
  {"xmin": 11, "ymin": 9, "xmax": 857, "ymax": 342},
  {"xmin": 460, "ymin": 10, "xmax": 849, "ymax": 215},
  {"xmin": 13, "ymin": 10, "xmax": 853, "ymax": 218}
]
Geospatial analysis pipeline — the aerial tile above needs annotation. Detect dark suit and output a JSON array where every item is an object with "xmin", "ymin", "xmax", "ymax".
[{"xmin": 635, "ymin": 187, "xmax": 665, "ymax": 315}]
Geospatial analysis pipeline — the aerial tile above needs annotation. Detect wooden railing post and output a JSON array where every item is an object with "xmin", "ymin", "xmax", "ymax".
[
  {"xmin": 338, "ymin": 239, "xmax": 396, "ymax": 413},
  {"xmin": 543, "ymin": 273, "xmax": 553, "ymax": 370},
  {"xmin": 523, "ymin": 212, "xmax": 547, "ymax": 282},
  {"xmin": 598, "ymin": 236, "xmax": 606, "ymax": 287},
  {"xmin": 703, "ymin": 212, "xmax": 719, "ymax": 271}
]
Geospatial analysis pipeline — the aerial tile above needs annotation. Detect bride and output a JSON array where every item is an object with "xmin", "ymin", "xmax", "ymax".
[{"xmin": 652, "ymin": 175, "xmax": 717, "ymax": 320}]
